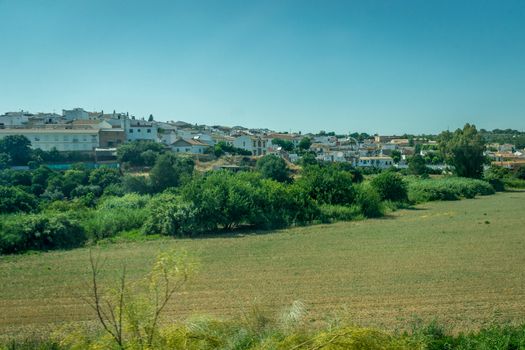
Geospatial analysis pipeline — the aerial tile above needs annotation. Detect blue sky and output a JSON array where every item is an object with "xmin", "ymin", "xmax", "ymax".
[{"xmin": 0, "ymin": 0, "xmax": 524, "ymax": 134}]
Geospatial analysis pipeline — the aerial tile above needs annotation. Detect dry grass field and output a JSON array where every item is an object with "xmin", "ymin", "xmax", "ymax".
[{"xmin": 1, "ymin": 191, "xmax": 524, "ymax": 336}]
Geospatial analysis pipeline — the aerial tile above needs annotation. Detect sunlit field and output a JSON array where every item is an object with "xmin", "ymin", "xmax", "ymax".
[{"xmin": 1, "ymin": 191, "xmax": 524, "ymax": 337}]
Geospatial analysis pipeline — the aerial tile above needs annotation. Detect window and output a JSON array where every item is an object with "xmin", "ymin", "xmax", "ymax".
[
  {"xmin": 138, "ymin": 128, "xmax": 141, "ymax": 132},
  {"xmin": 147, "ymin": 129, "xmax": 151, "ymax": 133},
  {"xmin": 129, "ymin": 129, "xmax": 133, "ymax": 133}
]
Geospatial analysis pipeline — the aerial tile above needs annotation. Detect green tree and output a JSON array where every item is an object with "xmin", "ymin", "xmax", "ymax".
[
  {"xmin": 256, "ymin": 155, "xmax": 291, "ymax": 183},
  {"xmin": 150, "ymin": 153, "xmax": 194, "ymax": 192},
  {"xmin": 391, "ymin": 150, "xmax": 401, "ymax": 164},
  {"xmin": 89, "ymin": 167, "xmax": 122, "ymax": 190},
  {"xmin": 0, "ymin": 135, "xmax": 32, "ymax": 165},
  {"xmin": 148, "ymin": 114, "xmax": 154, "ymax": 121},
  {"xmin": 438, "ymin": 124, "xmax": 486, "ymax": 178},
  {"xmin": 0, "ymin": 153, "xmax": 10, "ymax": 170},
  {"xmin": 298, "ymin": 137, "xmax": 312, "ymax": 151},
  {"xmin": 408, "ymin": 154, "xmax": 428, "ymax": 175},
  {"xmin": 117, "ymin": 141, "xmax": 165, "ymax": 166},
  {"xmin": 0, "ymin": 186, "xmax": 38, "ymax": 213},
  {"xmin": 514, "ymin": 165, "xmax": 525, "ymax": 180},
  {"xmin": 272, "ymin": 138, "xmax": 295, "ymax": 152}
]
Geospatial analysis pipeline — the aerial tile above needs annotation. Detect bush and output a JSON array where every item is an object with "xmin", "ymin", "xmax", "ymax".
[
  {"xmin": 297, "ymin": 165, "xmax": 356, "ymax": 205},
  {"xmin": 150, "ymin": 153, "xmax": 194, "ymax": 192},
  {"xmin": 370, "ymin": 171, "xmax": 408, "ymax": 202},
  {"xmin": 319, "ymin": 204, "xmax": 363, "ymax": 223},
  {"xmin": 88, "ymin": 167, "xmax": 121, "ymax": 190},
  {"xmin": 256, "ymin": 155, "xmax": 291, "ymax": 183},
  {"xmin": 251, "ymin": 179, "xmax": 319, "ymax": 228},
  {"xmin": 142, "ymin": 193, "xmax": 197, "ymax": 236},
  {"xmin": 98, "ymin": 193, "xmax": 150, "ymax": 210},
  {"xmin": 503, "ymin": 177, "xmax": 525, "ymax": 189},
  {"xmin": 354, "ymin": 184, "xmax": 383, "ymax": 218},
  {"xmin": 122, "ymin": 174, "xmax": 152, "ymax": 194},
  {"xmin": 0, "ymin": 213, "xmax": 86, "ymax": 254},
  {"xmin": 407, "ymin": 177, "xmax": 495, "ymax": 203},
  {"xmin": 0, "ymin": 186, "xmax": 38, "ymax": 213},
  {"xmin": 84, "ymin": 207, "xmax": 148, "ymax": 240}
]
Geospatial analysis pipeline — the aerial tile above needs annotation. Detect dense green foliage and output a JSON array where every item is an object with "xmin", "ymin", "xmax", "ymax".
[
  {"xmin": 255, "ymin": 154, "xmax": 291, "ymax": 183},
  {"xmin": 438, "ymin": 124, "xmax": 486, "ymax": 178},
  {"xmin": 0, "ymin": 186, "xmax": 38, "ymax": 213},
  {"xmin": 0, "ymin": 212, "xmax": 86, "ymax": 254},
  {"xmin": 370, "ymin": 171, "xmax": 408, "ymax": 202},
  {"xmin": 407, "ymin": 177, "xmax": 495, "ymax": 203},
  {"xmin": 296, "ymin": 165, "xmax": 356, "ymax": 205},
  {"xmin": 116, "ymin": 140, "xmax": 165, "ymax": 167},
  {"xmin": 484, "ymin": 165, "xmax": 525, "ymax": 190},
  {"xmin": 298, "ymin": 136, "xmax": 312, "ymax": 151},
  {"xmin": 149, "ymin": 153, "xmax": 194, "ymax": 192},
  {"xmin": 0, "ymin": 135, "xmax": 32, "ymax": 165},
  {"xmin": 408, "ymin": 154, "xmax": 428, "ymax": 175},
  {"xmin": 0, "ymin": 140, "xmax": 502, "ymax": 254}
]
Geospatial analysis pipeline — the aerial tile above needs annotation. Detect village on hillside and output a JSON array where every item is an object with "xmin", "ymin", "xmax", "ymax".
[{"xmin": 1, "ymin": 108, "xmax": 524, "ymax": 171}]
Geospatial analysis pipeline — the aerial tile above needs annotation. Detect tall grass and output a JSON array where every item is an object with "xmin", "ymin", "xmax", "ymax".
[{"xmin": 3, "ymin": 318, "xmax": 525, "ymax": 350}]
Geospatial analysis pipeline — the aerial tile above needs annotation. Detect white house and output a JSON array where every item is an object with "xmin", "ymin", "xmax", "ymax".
[
  {"xmin": 62, "ymin": 108, "xmax": 89, "ymax": 121},
  {"xmin": 233, "ymin": 135, "xmax": 268, "ymax": 156},
  {"xmin": 0, "ymin": 111, "xmax": 30, "ymax": 127},
  {"xmin": 0, "ymin": 128, "xmax": 99, "ymax": 152},
  {"xmin": 356, "ymin": 156, "xmax": 394, "ymax": 169},
  {"xmin": 317, "ymin": 151, "xmax": 347, "ymax": 162},
  {"xmin": 125, "ymin": 119, "xmax": 158, "ymax": 141},
  {"xmin": 212, "ymin": 134, "xmax": 235, "ymax": 146},
  {"xmin": 171, "ymin": 138, "xmax": 210, "ymax": 154}
]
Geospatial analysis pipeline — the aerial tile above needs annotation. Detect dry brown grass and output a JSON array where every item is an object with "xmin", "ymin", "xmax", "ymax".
[{"xmin": 1, "ymin": 192, "xmax": 525, "ymax": 336}]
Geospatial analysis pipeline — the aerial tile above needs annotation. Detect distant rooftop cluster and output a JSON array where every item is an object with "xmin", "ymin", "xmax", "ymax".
[{"xmin": 1, "ymin": 108, "xmax": 523, "ymax": 169}]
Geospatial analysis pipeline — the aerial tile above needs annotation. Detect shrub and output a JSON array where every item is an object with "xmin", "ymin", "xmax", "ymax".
[
  {"xmin": 370, "ymin": 171, "xmax": 408, "ymax": 202},
  {"xmin": 406, "ymin": 177, "xmax": 495, "ymax": 203},
  {"xmin": 142, "ymin": 193, "xmax": 197, "ymax": 236},
  {"xmin": 252, "ymin": 179, "xmax": 319, "ymax": 228},
  {"xmin": 84, "ymin": 207, "xmax": 148, "ymax": 240},
  {"xmin": 88, "ymin": 167, "xmax": 121, "ymax": 189},
  {"xmin": 297, "ymin": 165, "xmax": 356, "ymax": 205},
  {"xmin": 150, "ymin": 153, "xmax": 194, "ymax": 192},
  {"xmin": 0, "ymin": 213, "xmax": 86, "ymax": 254},
  {"xmin": 122, "ymin": 174, "xmax": 152, "ymax": 194},
  {"xmin": 503, "ymin": 177, "xmax": 525, "ymax": 189},
  {"xmin": 354, "ymin": 184, "xmax": 383, "ymax": 218},
  {"xmin": 319, "ymin": 204, "xmax": 363, "ymax": 223},
  {"xmin": 98, "ymin": 193, "xmax": 150, "ymax": 210},
  {"xmin": 0, "ymin": 186, "xmax": 38, "ymax": 213},
  {"xmin": 256, "ymin": 155, "xmax": 291, "ymax": 183},
  {"xmin": 70, "ymin": 185, "xmax": 103, "ymax": 198}
]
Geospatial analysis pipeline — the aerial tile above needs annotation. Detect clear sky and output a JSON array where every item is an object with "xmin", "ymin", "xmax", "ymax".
[{"xmin": 1, "ymin": 0, "xmax": 524, "ymax": 134}]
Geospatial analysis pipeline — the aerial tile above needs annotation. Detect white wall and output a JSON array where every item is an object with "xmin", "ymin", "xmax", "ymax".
[{"xmin": 0, "ymin": 130, "xmax": 99, "ymax": 151}]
